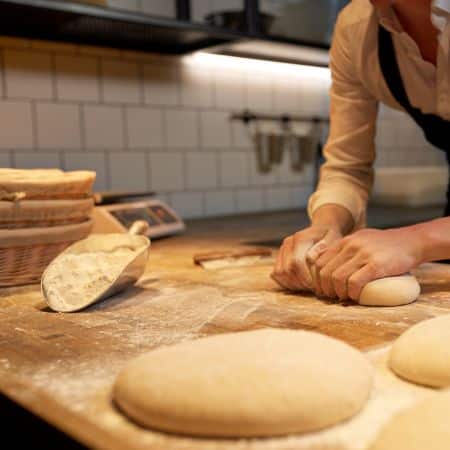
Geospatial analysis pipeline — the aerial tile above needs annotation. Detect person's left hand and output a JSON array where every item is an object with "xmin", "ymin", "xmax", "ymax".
[{"xmin": 309, "ymin": 227, "xmax": 423, "ymax": 301}]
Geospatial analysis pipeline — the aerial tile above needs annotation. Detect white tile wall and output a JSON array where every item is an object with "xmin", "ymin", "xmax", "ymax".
[
  {"xmin": 125, "ymin": 107, "xmax": 164, "ymax": 149},
  {"xmin": 84, "ymin": 105, "xmax": 124, "ymax": 149},
  {"xmin": 64, "ymin": 151, "xmax": 108, "ymax": 190},
  {"xmin": 0, "ymin": 36, "xmax": 438, "ymax": 220},
  {"xmin": 149, "ymin": 152, "xmax": 184, "ymax": 191},
  {"xmin": 109, "ymin": 151, "xmax": 148, "ymax": 190},
  {"xmin": 200, "ymin": 110, "xmax": 231, "ymax": 149},
  {"xmin": 218, "ymin": 151, "xmax": 248, "ymax": 187},
  {"xmin": 55, "ymin": 54, "xmax": 100, "ymax": 102},
  {"xmin": 165, "ymin": 109, "xmax": 198, "ymax": 148},
  {"xmin": 4, "ymin": 49, "xmax": 53, "ymax": 99},
  {"xmin": 101, "ymin": 58, "xmax": 141, "ymax": 104},
  {"xmin": 170, "ymin": 191, "xmax": 204, "ymax": 219},
  {"xmin": 186, "ymin": 151, "xmax": 217, "ymax": 189},
  {"xmin": 144, "ymin": 64, "xmax": 179, "ymax": 106},
  {"xmin": 0, "ymin": 100, "xmax": 34, "ymax": 149},
  {"xmin": 14, "ymin": 151, "xmax": 61, "ymax": 169},
  {"xmin": 204, "ymin": 190, "xmax": 235, "ymax": 217},
  {"xmin": 36, "ymin": 103, "xmax": 81, "ymax": 150}
]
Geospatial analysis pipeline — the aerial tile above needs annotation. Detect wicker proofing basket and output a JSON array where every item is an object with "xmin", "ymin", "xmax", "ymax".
[
  {"xmin": 0, "ymin": 198, "xmax": 94, "ymax": 229},
  {"xmin": 0, "ymin": 219, "xmax": 93, "ymax": 287}
]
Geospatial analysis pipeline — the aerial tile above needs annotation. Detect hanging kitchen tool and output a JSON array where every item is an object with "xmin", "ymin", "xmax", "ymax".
[
  {"xmin": 254, "ymin": 130, "xmax": 272, "ymax": 173},
  {"xmin": 269, "ymin": 133, "xmax": 284, "ymax": 165},
  {"xmin": 42, "ymin": 220, "xmax": 150, "ymax": 312},
  {"xmin": 289, "ymin": 134, "xmax": 304, "ymax": 171}
]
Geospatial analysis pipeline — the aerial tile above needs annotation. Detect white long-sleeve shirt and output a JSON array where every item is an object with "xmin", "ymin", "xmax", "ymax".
[{"xmin": 307, "ymin": 0, "xmax": 450, "ymax": 229}]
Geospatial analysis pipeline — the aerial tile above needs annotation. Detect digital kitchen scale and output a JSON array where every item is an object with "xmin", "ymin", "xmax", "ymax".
[{"xmin": 92, "ymin": 199, "xmax": 185, "ymax": 239}]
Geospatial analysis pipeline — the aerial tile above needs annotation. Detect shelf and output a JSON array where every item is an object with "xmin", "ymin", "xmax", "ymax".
[
  {"xmin": 0, "ymin": 0, "xmax": 246, "ymax": 54},
  {"xmin": 0, "ymin": 0, "xmax": 330, "ymax": 60}
]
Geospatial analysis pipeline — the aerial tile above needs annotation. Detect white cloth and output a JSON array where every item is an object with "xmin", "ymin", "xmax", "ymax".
[{"xmin": 308, "ymin": 0, "xmax": 450, "ymax": 229}]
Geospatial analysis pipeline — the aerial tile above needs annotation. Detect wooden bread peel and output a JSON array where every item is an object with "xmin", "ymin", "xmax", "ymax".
[{"xmin": 194, "ymin": 247, "xmax": 273, "ymax": 270}]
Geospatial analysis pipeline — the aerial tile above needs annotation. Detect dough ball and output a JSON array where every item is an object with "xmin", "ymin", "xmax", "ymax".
[
  {"xmin": 113, "ymin": 328, "xmax": 373, "ymax": 438},
  {"xmin": 369, "ymin": 390, "xmax": 450, "ymax": 450},
  {"xmin": 358, "ymin": 275, "xmax": 420, "ymax": 306},
  {"xmin": 389, "ymin": 315, "xmax": 450, "ymax": 387}
]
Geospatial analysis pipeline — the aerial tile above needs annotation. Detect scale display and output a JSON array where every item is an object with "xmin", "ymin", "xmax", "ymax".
[{"xmin": 94, "ymin": 199, "xmax": 185, "ymax": 239}]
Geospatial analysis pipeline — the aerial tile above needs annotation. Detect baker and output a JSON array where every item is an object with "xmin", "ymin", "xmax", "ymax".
[{"xmin": 272, "ymin": 0, "xmax": 450, "ymax": 301}]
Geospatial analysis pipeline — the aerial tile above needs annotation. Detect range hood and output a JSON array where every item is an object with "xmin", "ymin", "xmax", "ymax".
[{"xmin": 0, "ymin": 0, "xmax": 330, "ymax": 67}]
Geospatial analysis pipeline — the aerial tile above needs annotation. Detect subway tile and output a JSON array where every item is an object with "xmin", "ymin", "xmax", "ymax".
[
  {"xmin": 248, "ymin": 152, "xmax": 279, "ymax": 186},
  {"xmin": 231, "ymin": 121, "xmax": 253, "ymax": 149},
  {"xmin": 265, "ymin": 187, "xmax": 292, "ymax": 210},
  {"xmin": 84, "ymin": 105, "xmax": 124, "ymax": 150},
  {"xmin": 200, "ymin": 110, "xmax": 231, "ymax": 149},
  {"xmin": 4, "ymin": 49, "xmax": 53, "ymax": 99},
  {"xmin": 14, "ymin": 151, "xmax": 61, "ymax": 169},
  {"xmin": 236, "ymin": 188, "xmax": 265, "ymax": 213},
  {"xmin": 214, "ymin": 67, "xmax": 245, "ymax": 110},
  {"xmin": 108, "ymin": 152, "xmax": 148, "ymax": 190},
  {"xmin": 126, "ymin": 107, "xmax": 164, "ymax": 149},
  {"xmin": 0, "ymin": 152, "xmax": 12, "ymax": 167},
  {"xmin": 246, "ymin": 72, "xmax": 272, "ymax": 111},
  {"xmin": 273, "ymin": 76, "xmax": 299, "ymax": 113},
  {"xmin": 165, "ymin": 109, "xmax": 198, "ymax": 148},
  {"xmin": 80, "ymin": 45, "xmax": 121, "ymax": 58},
  {"xmin": 149, "ymin": 152, "xmax": 184, "ymax": 191},
  {"xmin": 170, "ymin": 191, "xmax": 204, "ymax": 219},
  {"xmin": 0, "ymin": 100, "xmax": 33, "ymax": 149},
  {"xmin": 101, "ymin": 58, "xmax": 140, "ymax": 104},
  {"xmin": 204, "ymin": 190, "xmax": 235, "ymax": 217},
  {"xmin": 277, "ymin": 153, "xmax": 305, "ymax": 185},
  {"xmin": 36, "ymin": 103, "xmax": 81, "ymax": 150},
  {"xmin": 30, "ymin": 39, "xmax": 78, "ymax": 53},
  {"xmin": 64, "ymin": 151, "xmax": 108, "ymax": 191},
  {"xmin": 0, "ymin": 36, "xmax": 30, "ymax": 49},
  {"xmin": 191, "ymin": 0, "xmax": 213, "ymax": 22},
  {"xmin": 55, "ymin": 54, "xmax": 100, "ymax": 102},
  {"xmin": 144, "ymin": 64, "xmax": 179, "ymax": 106},
  {"xmin": 140, "ymin": 1, "xmax": 176, "ymax": 17},
  {"xmin": 298, "ymin": 78, "xmax": 328, "ymax": 116},
  {"xmin": 180, "ymin": 65, "xmax": 213, "ymax": 108},
  {"xmin": 218, "ymin": 151, "xmax": 248, "ymax": 187},
  {"xmin": 186, "ymin": 151, "xmax": 218, "ymax": 189},
  {"xmin": 291, "ymin": 185, "xmax": 314, "ymax": 208},
  {"xmin": 106, "ymin": 0, "xmax": 139, "ymax": 11}
]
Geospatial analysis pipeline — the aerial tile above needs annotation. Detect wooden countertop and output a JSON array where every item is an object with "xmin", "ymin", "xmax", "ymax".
[{"xmin": 1, "ymin": 209, "xmax": 450, "ymax": 449}]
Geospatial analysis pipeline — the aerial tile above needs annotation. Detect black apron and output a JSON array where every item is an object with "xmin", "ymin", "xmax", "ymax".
[{"xmin": 378, "ymin": 25, "xmax": 450, "ymax": 216}]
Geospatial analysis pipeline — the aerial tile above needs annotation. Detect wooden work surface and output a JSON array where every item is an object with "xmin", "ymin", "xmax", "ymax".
[{"xmin": 1, "ymin": 210, "xmax": 450, "ymax": 449}]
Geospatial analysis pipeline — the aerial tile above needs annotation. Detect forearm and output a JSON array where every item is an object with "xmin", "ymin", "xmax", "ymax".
[
  {"xmin": 311, "ymin": 204, "xmax": 354, "ymax": 236},
  {"xmin": 413, "ymin": 217, "xmax": 450, "ymax": 263}
]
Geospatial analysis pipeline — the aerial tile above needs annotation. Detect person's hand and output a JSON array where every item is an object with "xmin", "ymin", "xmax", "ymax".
[
  {"xmin": 271, "ymin": 225, "xmax": 343, "ymax": 291},
  {"xmin": 312, "ymin": 227, "xmax": 423, "ymax": 301}
]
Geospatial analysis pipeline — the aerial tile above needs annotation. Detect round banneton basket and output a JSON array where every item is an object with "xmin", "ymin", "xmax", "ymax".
[
  {"xmin": 0, "ymin": 219, "xmax": 93, "ymax": 287},
  {"xmin": 0, "ymin": 198, "xmax": 94, "ymax": 229}
]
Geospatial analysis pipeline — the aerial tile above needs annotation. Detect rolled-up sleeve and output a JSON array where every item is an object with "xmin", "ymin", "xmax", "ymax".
[{"xmin": 308, "ymin": 14, "xmax": 379, "ymax": 230}]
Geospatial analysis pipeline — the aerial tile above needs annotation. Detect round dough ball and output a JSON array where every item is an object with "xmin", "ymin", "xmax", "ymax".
[
  {"xmin": 358, "ymin": 275, "xmax": 420, "ymax": 306},
  {"xmin": 369, "ymin": 390, "xmax": 450, "ymax": 450},
  {"xmin": 389, "ymin": 315, "xmax": 450, "ymax": 387},
  {"xmin": 113, "ymin": 328, "xmax": 374, "ymax": 438}
]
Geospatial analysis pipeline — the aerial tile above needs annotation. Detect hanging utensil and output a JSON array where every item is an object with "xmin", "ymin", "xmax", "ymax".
[{"xmin": 255, "ymin": 131, "xmax": 272, "ymax": 173}]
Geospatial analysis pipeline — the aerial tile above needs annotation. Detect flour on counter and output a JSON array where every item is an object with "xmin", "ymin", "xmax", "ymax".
[{"xmin": 43, "ymin": 247, "xmax": 136, "ymax": 312}]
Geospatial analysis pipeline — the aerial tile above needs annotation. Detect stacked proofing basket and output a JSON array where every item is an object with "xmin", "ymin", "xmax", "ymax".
[{"xmin": 0, "ymin": 169, "xmax": 96, "ymax": 287}]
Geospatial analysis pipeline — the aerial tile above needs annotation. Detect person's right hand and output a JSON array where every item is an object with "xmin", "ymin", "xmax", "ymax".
[{"xmin": 271, "ymin": 225, "xmax": 343, "ymax": 292}]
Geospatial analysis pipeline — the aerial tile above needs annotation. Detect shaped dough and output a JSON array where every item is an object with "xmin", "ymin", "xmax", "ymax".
[
  {"xmin": 389, "ymin": 315, "xmax": 450, "ymax": 387},
  {"xmin": 113, "ymin": 328, "xmax": 373, "ymax": 438},
  {"xmin": 370, "ymin": 390, "xmax": 450, "ymax": 450},
  {"xmin": 358, "ymin": 275, "xmax": 420, "ymax": 306}
]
